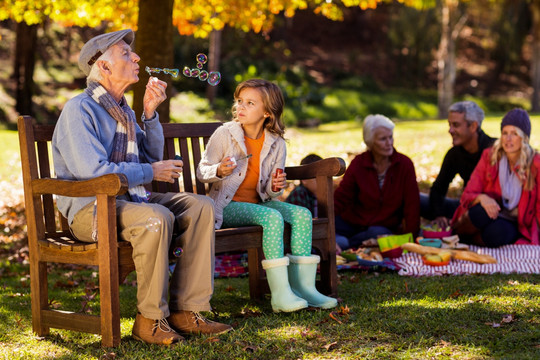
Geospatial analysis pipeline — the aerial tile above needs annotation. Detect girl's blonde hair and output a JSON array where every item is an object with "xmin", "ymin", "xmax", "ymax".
[
  {"xmin": 232, "ymin": 79, "xmax": 285, "ymax": 138},
  {"xmin": 490, "ymin": 126, "xmax": 537, "ymax": 191}
]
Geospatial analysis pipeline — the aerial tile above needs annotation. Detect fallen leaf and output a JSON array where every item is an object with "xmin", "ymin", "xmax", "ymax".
[
  {"xmin": 329, "ymin": 312, "xmax": 343, "ymax": 324},
  {"xmin": 485, "ymin": 322, "xmax": 501, "ymax": 328},
  {"xmin": 322, "ymin": 341, "xmax": 338, "ymax": 351},
  {"xmin": 450, "ymin": 290, "xmax": 462, "ymax": 298},
  {"xmin": 501, "ymin": 314, "xmax": 514, "ymax": 323},
  {"xmin": 202, "ymin": 337, "xmax": 221, "ymax": 344},
  {"xmin": 99, "ymin": 352, "xmax": 116, "ymax": 359},
  {"xmin": 337, "ymin": 305, "xmax": 351, "ymax": 316}
]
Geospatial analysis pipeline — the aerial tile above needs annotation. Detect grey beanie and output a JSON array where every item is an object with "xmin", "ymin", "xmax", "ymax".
[
  {"xmin": 501, "ymin": 108, "xmax": 531, "ymax": 138},
  {"xmin": 78, "ymin": 29, "xmax": 134, "ymax": 76}
]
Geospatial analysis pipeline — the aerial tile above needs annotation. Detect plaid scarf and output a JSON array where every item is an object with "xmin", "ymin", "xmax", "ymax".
[{"xmin": 85, "ymin": 82, "xmax": 149, "ymax": 240}]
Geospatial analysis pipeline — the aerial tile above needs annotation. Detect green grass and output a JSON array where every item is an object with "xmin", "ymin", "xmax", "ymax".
[
  {"xmin": 1, "ymin": 116, "xmax": 539, "ymax": 359},
  {"xmin": 0, "ymin": 265, "xmax": 538, "ymax": 359}
]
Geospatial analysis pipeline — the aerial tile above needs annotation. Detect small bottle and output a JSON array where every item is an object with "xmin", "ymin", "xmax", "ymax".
[{"xmin": 272, "ymin": 168, "xmax": 283, "ymax": 192}]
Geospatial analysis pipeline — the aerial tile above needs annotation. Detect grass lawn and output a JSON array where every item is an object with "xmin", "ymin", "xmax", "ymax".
[{"xmin": 0, "ymin": 117, "xmax": 539, "ymax": 359}]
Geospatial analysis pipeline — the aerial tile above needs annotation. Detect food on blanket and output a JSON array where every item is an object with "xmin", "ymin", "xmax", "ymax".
[
  {"xmin": 402, "ymin": 242, "xmax": 497, "ymax": 264},
  {"xmin": 355, "ymin": 248, "xmax": 384, "ymax": 262},
  {"xmin": 422, "ymin": 224, "xmax": 452, "ymax": 238},
  {"xmin": 422, "ymin": 253, "xmax": 450, "ymax": 266},
  {"xmin": 341, "ymin": 250, "xmax": 358, "ymax": 262},
  {"xmin": 336, "ymin": 255, "xmax": 347, "ymax": 265},
  {"xmin": 424, "ymin": 254, "xmax": 443, "ymax": 262},
  {"xmin": 438, "ymin": 251, "xmax": 452, "ymax": 262}
]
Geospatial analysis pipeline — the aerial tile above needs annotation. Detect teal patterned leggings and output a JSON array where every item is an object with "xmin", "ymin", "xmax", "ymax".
[{"xmin": 222, "ymin": 200, "xmax": 312, "ymax": 259}]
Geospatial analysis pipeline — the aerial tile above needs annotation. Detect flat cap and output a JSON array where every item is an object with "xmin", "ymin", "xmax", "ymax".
[{"xmin": 78, "ymin": 29, "xmax": 134, "ymax": 76}]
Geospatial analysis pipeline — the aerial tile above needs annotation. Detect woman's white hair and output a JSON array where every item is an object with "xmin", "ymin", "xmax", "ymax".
[
  {"xmin": 362, "ymin": 114, "xmax": 395, "ymax": 149},
  {"xmin": 86, "ymin": 47, "xmax": 115, "ymax": 85}
]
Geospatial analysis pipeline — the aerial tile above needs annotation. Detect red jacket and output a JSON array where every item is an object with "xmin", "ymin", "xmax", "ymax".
[
  {"xmin": 334, "ymin": 149, "xmax": 420, "ymax": 236},
  {"xmin": 452, "ymin": 148, "xmax": 540, "ymax": 245}
]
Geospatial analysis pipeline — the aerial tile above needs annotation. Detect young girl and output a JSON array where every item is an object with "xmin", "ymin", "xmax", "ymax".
[{"xmin": 197, "ymin": 79, "xmax": 337, "ymax": 312}]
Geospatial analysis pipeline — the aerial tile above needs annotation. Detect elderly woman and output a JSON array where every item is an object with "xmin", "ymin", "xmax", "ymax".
[
  {"xmin": 452, "ymin": 108, "xmax": 540, "ymax": 247},
  {"xmin": 334, "ymin": 114, "xmax": 420, "ymax": 250}
]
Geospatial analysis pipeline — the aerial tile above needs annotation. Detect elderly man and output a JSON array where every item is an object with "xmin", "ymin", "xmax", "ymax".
[
  {"xmin": 421, "ymin": 101, "xmax": 496, "ymax": 229},
  {"xmin": 52, "ymin": 29, "xmax": 232, "ymax": 346}
]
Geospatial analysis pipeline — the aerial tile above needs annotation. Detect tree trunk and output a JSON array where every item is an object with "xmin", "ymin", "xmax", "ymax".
[
  {"xmin": 14, "ymin": 22, "xmax": 38, "ymax": 117},
  {"xmin": 530, "ymin": 2, "xmax": 540, "ymax": 112},
  {"xmin": 205, "ymin": 29, "xmax": 223, "ymax": 106},
  {"xmin": 133, "ymin": 0, "xmax": 174, "ymax": 123},
  {"xmin": 437, "ymin": 1, "xmax": 466, "ymax": 120}
]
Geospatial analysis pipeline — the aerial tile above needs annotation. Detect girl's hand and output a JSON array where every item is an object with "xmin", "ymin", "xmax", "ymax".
[
  {"xmin": 478, "ymin": 194, "xmax": 500, "ymax": 219},
  {"xmin": 272, "ymin": 170, "xmax": 287, "ymax": 191},
  {"xmin": 143, "ymin": 77, "xmax": 167, "ymax": 119},
  {"xmin": 217, "ymin": 156, "xmax": 237, "ymax": 177}
]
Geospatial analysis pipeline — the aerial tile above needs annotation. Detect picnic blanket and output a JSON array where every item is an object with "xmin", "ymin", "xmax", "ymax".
[{"xmin": 394, "ymin": 244, "xmax": 540, "ymax": 276}]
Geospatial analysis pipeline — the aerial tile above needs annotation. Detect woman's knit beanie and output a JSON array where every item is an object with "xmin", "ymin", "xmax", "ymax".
[{"xmin": 501, "ymin": 108, "xmax": 531, "ymax": 138}]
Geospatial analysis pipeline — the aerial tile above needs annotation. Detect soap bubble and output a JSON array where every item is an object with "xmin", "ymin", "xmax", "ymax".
[
  {"xmin": 196, "ymin": 53, "xmax": 208, "ymax": 64},
  {"xmin": 165, "ymin": 68, "xmax": 179, "ymax": 78},
  {"xmin": 173, "ymin": 247, "xmax": 183, "ymax": 257},
  {"xmin": 147, "ymin": 53, "xmax": 221, "ymax": 86},
  {"xmin": 208, "ymin": 72, "xmax": 221, "ymax": 86},
  {"xmin": 198, "ymin": 70, "xmax": 209, "ymax": 81},
  {"xmin": 146, "ymin": 217, "xmax": 161, "ymax": 232}
]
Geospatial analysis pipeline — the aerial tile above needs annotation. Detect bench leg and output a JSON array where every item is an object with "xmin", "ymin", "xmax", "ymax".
[{"xmin": 248, "ymin": 248, "xmax": 268, "ymax": 299}]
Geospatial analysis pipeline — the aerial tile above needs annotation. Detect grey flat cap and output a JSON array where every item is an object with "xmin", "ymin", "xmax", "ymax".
[{"xmin": 78, "ymin": 29, "xmax": 134, "ymax": 76}]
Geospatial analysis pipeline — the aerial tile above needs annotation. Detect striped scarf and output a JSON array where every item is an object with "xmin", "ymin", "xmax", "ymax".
[{"xmin": 85, "ymin": 82, "xmax": 149, "ymax": 240}]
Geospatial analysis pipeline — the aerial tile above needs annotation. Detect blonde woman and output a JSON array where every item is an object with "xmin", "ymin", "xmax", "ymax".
[{"xmin": 452, "ymin": 108, "xmax": 540, "ymax": 247}]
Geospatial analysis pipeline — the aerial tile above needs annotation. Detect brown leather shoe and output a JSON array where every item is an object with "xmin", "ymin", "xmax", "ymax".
[
  {"xmin": 132, "ymin": 313, "xmax": 184, "ymax": 345},
  {"xmin": 168, "ymin": 311, "xmax": 233, "ymax": 335}
]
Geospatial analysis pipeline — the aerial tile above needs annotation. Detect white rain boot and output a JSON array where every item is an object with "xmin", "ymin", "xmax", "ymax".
[
  {"xmin": 287, "ymin": 254, "xmax": 338, "ymax": 309},
  {"xmin": 262, "ymin": 257, "xmax": 308, "ymax": 313}
]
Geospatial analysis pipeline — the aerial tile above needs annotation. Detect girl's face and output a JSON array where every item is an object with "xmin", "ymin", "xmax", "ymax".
[
  {"xmin": 235, "ymin": 87, "xmax": 268, "ymax": 128},
  {"xmin": 501, "ymin": 125, "xmax": 522, "ymax": 156}
]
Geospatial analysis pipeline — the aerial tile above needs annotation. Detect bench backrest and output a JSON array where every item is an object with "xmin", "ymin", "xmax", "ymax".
[
  {"xmin": 19, "ymin": 116, "xmax": 72, "ymax": 240},
  {"xmin": 149, "ymin": 122, "xmax": 222, "ymax": 195}
]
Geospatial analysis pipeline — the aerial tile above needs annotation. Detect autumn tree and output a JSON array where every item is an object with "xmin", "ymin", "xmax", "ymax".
[{"xmin": 0, "ymin": 0, "xmax": 138, "ymax": 120}]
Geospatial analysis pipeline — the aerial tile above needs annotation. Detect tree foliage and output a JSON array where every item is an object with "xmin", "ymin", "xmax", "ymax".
[{"xmin": 0, "ymin": 0, "xmax": 138, "ymax": 29}]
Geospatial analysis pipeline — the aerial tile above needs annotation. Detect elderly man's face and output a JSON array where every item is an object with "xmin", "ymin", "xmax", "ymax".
[{"xmin": 106, "ymin": 40, "xmax": 140, "ymax": 86}]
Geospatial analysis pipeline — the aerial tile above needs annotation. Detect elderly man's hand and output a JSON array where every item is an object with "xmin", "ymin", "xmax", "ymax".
[
  {"xmin": 151, "ymin": 159, "xmax": 183, "ymax": 183},
  {"xmin": 143, "ymin": 77, "xmax": 167, "ymax": 119}
]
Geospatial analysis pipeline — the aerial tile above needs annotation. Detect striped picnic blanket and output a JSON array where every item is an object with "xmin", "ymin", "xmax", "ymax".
[{"xmin": 395, "ymin": 245, "xmax": 540, "ymax": 276}]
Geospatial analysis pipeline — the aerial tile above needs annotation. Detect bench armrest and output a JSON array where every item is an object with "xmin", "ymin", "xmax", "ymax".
[
  {"xmin": 32, "ymin": 173, "xmax": 129, "ymax": 197},
  {"xmin": 285, "ymin": 157, "xmax": 346, "ymax": 180}
]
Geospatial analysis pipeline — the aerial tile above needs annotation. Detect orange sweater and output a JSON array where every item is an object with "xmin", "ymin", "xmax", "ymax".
[{"xmin": 233, "ymin": 133, "xmax": 265, "ymax": 203}]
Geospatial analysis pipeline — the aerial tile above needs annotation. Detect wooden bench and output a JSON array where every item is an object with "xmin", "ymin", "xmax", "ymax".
[{"xmin": 18, "ymin": 115, "xmax": 346, "ymax": 347}]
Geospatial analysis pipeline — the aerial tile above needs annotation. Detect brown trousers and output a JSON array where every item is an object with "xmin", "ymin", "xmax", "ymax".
[{"xmin": 70, "ymin": 192, "xmax": 215, "ymax": 319}]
